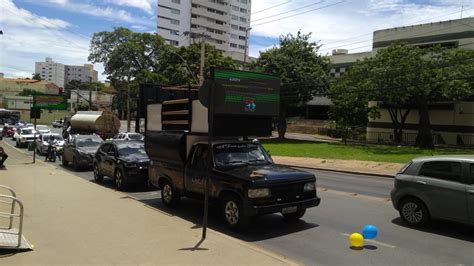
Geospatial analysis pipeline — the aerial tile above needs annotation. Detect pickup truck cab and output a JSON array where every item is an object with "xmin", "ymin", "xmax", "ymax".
[{"xmin": 147, "ymin": 131, "xmax": 320, "ymax": 229}]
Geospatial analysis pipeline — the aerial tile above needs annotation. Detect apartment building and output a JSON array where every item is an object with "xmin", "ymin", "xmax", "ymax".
[
  {"xmin": 157, "ymin": 0, "xmax": 252, "ymax": 62},
  {"xmin": 35, "ymin": 57, "xmax": 99, "ymax": 88}
]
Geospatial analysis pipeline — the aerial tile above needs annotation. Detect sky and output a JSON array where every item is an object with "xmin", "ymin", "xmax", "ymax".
[{"xmin": 0, "ymin": 0, "xmax": 472, "ymax": 81}]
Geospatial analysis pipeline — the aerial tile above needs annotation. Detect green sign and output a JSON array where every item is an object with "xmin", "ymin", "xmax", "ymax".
[
  {"xmin": 213, "ymin": 69, "xmax": 280, "ymax": 116},
  {"xmin": 33, "ymin": 94, "xmax": 67, "ymax": 110}
]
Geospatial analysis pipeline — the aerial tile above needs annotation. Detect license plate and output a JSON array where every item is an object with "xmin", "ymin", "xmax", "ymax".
[{"xmin": 282, "ymin": 206, "xmax": 297, "ymax": 214}]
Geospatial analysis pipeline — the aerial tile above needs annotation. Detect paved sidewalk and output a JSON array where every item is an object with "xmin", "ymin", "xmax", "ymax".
[
  {"xmin": 272, "ymin": 156, "xmax": 403, "ymax": 177},
  {"xmin": 0, "ymin": 143, "xmax": 295, "ymax": 265}
]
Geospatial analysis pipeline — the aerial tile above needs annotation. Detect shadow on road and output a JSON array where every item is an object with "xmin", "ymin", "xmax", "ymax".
[
  {"xmin": 139, "ymin": 197, "xmax": 319, "ymax": 242},
  {"xmin": 391, "ymin": 218, "xmax": 474, "ymax": 242}
]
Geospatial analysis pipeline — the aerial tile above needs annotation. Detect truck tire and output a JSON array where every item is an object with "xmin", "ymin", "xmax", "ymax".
[
  {"xmin": 221, "ymin": 194, "xmax": 249, "ymax": 230},
  {"xmin": 282, "ymin": 208, "xmax": 306, "ymax": 222},
  {"xmin": 161, "ymin": 180, "xmax": 180, "ymax": 207}
]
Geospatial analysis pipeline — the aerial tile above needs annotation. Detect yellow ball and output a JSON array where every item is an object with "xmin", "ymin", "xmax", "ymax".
[{"xmin": 349, "ymin": 233, "xmax": 364, "ymax": 247}]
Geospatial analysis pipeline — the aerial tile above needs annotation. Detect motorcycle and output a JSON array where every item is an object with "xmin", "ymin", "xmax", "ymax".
[{"xmin": 45, "ymin": 141, "xmax": 62, "ymax": 162}]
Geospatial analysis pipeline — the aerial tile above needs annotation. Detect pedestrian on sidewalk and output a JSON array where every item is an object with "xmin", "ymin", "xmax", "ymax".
[{"xmin": 0, "ymin": 145, "xmax": 8, "ymax": 168}]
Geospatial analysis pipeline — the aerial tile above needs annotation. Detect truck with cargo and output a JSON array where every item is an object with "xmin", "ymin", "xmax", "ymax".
[
  {"xmin": 143, "ymin": 70, "xmax": 321, "ymax": 229},
  {"xmin": 63, "ymin": 111, "xmax": 121, "ymax": 140}
]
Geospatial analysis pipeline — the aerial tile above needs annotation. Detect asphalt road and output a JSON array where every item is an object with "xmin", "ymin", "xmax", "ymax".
[{"xmin": 3, "ymin": 130, "xmax": 473, "ymax": 265}]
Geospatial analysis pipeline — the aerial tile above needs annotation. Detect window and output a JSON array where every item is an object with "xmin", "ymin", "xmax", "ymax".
[
  {"xmin": 171, "ymin": 0, "xmax": 180, "ymax": 3},
  {"xmin": 240, "ymin": 8, "xmax": 247, "ymax": 13},
  {"xmin": 231, "ymin": 15, "xmax": 238, "ymax": 20},
  {"xmin": 230, "ymin": 43, "xmax": 237, "ymax": 48},
  {"xmin": 238, "ymin": 44, "xmax": 246, "ymax": 50},
  {"xmin": 171, "ymin": 8, "xmax": 180, "ymax": 14},
  {"xmin": 239, "ymin": 35, "xmax": 246, "ymax": 40},
  {"xmin": 191, "ymin": 145, "xmax": 209, "ymax": 171},
  {"xmin": 231, "ymin": 24, "xmax": 238, "ymax": 30},
  {"xmin": 419, "ymin": 161, "xmax": 462, "ymax": 182},
  {"xmin": 232, "ymin": 5, "xmax": 239, "ymax": 11},
  {"xmin": 170, "ymin": 19, "xmax": 180, "ymax": 25},
  {"xmin": 239, "ymin": 17, "xmax": 247, "ymax": 23},
  {"xmin": 230, "ymin": 33, "xmax": 238, "ymax": 39}
]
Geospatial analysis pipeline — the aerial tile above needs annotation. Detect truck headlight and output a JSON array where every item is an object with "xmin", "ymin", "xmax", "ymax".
[
  {"xmin": 304, "ymin": 182, "xmax": 316, "ymax": 192},
  {"xmin": 248, "ymin": 188, "xmax": 271, "ymax": 198}
]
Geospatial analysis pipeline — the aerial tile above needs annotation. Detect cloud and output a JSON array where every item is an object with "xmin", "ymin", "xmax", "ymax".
[
  {"xmin": 250, "ymin": 0, "xmax": 473, "ymax": 55},
  {"xmin": 41, "ymin": 0, "xmax": 154, "ymax": 26},
  {"xmin": 1, "ymin": 0, "xmax": 70, "ymax": 29},
  {"xmin": 107, "ymin": 0, "xmax": 156, "ymax": 14},
  {"xmin": 0, "ymin": 0, "xmax": 103, "ymax": 80}
]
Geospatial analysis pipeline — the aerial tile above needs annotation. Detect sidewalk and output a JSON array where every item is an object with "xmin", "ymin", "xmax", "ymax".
[
  {"xmin": 0, "ymin": 143, "xmax": 295, "ymax": 265},
  {"xmin": 272, "ymin": 156, "xmax": 402, "ymax": 177}
]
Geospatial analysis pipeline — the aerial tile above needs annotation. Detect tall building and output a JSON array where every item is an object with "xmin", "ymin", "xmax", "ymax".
[
  {"xmin": 35, "ymin": 57, "xmax": 66, "ymax": 88},
  {"xmin": 157, "ymin": 0, "xmax": 252, "ymax": 63},
  {"xmin": 35, "ymin": 57, "xmax": 99, "ymax": 88}
]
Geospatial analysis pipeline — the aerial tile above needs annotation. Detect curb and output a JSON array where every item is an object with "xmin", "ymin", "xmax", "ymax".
[{"xmin": 278, "ymin": 163, "xmax": 395, "ymax": 178}]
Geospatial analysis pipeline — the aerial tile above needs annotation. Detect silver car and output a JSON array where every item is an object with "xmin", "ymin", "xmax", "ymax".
[
  {"xmin": 391, "ymin": 155, "xmax": 474, "ymax": 227},
  {"xmin": 36, "ymin": 133, "xmax": 65, "ymax": 155}
]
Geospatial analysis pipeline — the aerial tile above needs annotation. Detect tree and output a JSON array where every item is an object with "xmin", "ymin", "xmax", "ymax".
[
  {"xmin": 331, "ymin": 43, "xmax": 474, "ymax": 148},
  {"xmin": 252, "ymin": 31, "xmax": 330, "ymax": 139},
  {"xmin": 17, "ymin": 89, "xmax": 42, "ymax": 96},
  {"xmin": 32, "ymin": 73, "xmax": 41, "ymax": 81}
]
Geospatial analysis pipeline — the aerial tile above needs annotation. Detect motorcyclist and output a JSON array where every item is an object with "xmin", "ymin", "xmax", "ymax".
[{"xmin": 45, "ymin": 135, "xmax": 56, "ymax": 161}]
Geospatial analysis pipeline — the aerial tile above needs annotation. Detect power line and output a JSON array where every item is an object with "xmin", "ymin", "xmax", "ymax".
[
  {"xmin": 252, "ymin": 1, "xmax": 325, "ymax": 23},
  {"xmin": 252, "ymin": 1, "xmax": 346, "ymax": 27}
]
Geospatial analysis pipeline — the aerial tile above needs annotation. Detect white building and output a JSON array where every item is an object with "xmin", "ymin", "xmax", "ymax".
[
  {"xmin": 157, "ymin": 0, "xmax": 252, "ymax": 63},
  {"xmin": 35, "ymin": 57, "xmax": 66, "ymax": 88},
  {"xmin": 35, "ymin": 57, "xmax": 99, "ymax": 88}
]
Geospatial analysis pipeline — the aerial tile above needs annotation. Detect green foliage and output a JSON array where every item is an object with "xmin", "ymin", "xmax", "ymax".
[
  {"xmin": 329, "ymin": 43, "xmax": 474, "ymax": 148},
  {"xmin": 32, "ymin": 73, "xmax": 41, "ymax": 81},
  {"xmin": 251, "ymin": 31, "xmax": 330, "ymax": 138},
  {"xmin": 261, "ymin": 139, "xmax": 471, "ymax": 164},
  {"xmin": 17, "ymin": 89, "xmax": 43, "ymax": 96}
]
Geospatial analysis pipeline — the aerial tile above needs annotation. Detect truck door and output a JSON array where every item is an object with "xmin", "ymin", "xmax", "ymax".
[{"xmin": 184, "ymin": 144, "xmax": 208, "ymax": 194}]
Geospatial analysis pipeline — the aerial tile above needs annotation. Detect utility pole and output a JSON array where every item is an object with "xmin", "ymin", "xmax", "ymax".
[
  {"xmin": 126, "ymin": 78, "xmax": 131, "ymax": 132},
  {"xmin": 89, "ymin": 77, "xmax": 93, "ymax": 111},
  {"xmin": 243, "ymin": 27, "xmax": 252, "ymax": 68},
  {"xmin": 184, "ymin": 31, "xmax": 209, "ymax": 85}
]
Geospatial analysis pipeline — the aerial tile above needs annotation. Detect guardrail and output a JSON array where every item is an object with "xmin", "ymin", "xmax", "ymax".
[{"xmin": 0, "ymin": 185, "xmax": 24, "ymax": 248}]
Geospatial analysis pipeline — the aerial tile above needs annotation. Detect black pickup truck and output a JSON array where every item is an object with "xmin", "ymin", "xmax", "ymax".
[{"xmin": 146, "ymin": 131, "xmax": 321, "ymax": 229}]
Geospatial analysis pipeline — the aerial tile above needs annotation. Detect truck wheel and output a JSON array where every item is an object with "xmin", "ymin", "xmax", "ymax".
[
  {"xmin": 399, "ymin": 197, "xmax": 430, "ymax": 227},
  {"xmin": 221, "ymin": 195, "xmax": 249, "ymax": 230},
  {"xmin": 282, "ymin": 208, "xmax": 306, "ymax": 222},
  {"xmin": 161, "ymin": 180, "xmax": 179, "ymax": 207},
  {"xmin": 93, "ymin": 164, "xmax": 104, "ymax": 182}
]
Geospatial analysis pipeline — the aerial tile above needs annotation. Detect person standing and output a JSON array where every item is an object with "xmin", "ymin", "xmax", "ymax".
[{"xmin": 0, "ymin": 144, "xmax": 8, "ymax": 168}]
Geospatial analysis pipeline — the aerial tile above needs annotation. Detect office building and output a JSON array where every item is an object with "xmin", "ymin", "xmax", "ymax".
[
  {"xmin": 157, "ymin": 0, "xmax": 252, "ymax": 62},
  {"xmin": 35, "ymin": 57, "xmax": 99, "ymax": 88}
]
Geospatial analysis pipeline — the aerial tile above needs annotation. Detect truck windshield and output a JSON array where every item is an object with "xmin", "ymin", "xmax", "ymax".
[{"xmin": 213, "ymin": 143, "xmax": 272, "ymax": 167}]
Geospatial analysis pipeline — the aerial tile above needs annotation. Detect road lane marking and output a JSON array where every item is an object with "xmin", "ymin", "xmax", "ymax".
[{"xmin": 341, "ymin": 233, "xmax": 397, "ymax": 248}]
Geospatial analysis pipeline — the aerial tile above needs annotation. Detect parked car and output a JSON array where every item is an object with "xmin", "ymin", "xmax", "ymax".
[
  {"xmin": 62, "ymin": 134, "xmax": 104, "ymax": 170},
  {"xmin": 36, "ymin": 133, "xmax": 65, "ymax": 155},
  {"xmin": 2, "ymin": 125, "xmax": 15, "ymax": 137},
  {"xmin": 36, "ymin": 125, "xmax": 51, "ymax": 135},
  {"xmin": 93, "ymin": 141, "xmax": 149, "ymax": 189},
  {"xmin": 52, "ymin": 120, "xmax": 64, "ymax": 128},
  {"xmin": 14, "ymin": 127, "xmax": 37, "ymax": 148},
  {"xmin": 112, "ymin": 132, "xmax": 144, "ymax": 141},
  {"xmin": 391, "ymin": 155, "xmax": 474, "ymax": 227}
]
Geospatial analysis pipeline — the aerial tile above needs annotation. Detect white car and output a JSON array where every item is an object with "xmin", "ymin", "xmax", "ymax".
[
  {"xmin": 112, "ymin": 132, "xmax": 144, "ymax": 141},
  {"xmin": 36, "ymin": 133, "xmax": 65, "ymax": 155},
  {"xmin": 36, "ymin": 125, "xmax": 51, "ymax": 135},
  {"xmin": 14, "ymin": 127, "xmax": 37, "ymax": 148}
]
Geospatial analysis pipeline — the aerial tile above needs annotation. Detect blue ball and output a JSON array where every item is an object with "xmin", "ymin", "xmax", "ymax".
[{"xmin": 362, "ymin": 224, "xmax": 378, "ymax": 239}]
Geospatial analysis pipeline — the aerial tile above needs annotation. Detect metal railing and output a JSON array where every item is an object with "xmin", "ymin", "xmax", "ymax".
[{"xmin": 0, "ymin": 185, "xmax": 24, "ymax": 248}]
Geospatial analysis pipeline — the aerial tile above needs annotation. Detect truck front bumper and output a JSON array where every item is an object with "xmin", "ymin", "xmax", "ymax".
[{"xmin": 244, "ymin": 197, "xmax": 321, "ymax": 216}]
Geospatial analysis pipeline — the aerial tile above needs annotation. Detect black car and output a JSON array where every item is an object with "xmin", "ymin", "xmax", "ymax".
[
  {"xmin": 93, "ymin": 141, "xmax": 149, "ymax": 190},
  {"xmin": 62, "ymin": 135, "xmax": 104, "ymax": 170}
]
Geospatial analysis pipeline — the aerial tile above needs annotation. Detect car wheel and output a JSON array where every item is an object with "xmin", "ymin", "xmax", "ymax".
[
  {"xmin": 161, "ymin": 180, "xmax": 179, "ymax": 207},
  {"xmin": 72, "ymin": 157, "xmax": 80, "ymax": 171},
  {"xmin": 282, "ymin": 208, "xmax": 306, "ymax": 222},
  {"xmin": 399, "ymin": 198, "xmax": 430, "ymax": 227},
  {"xmin": 93, "ymin": 164, "xmax": 104, "ymax": 182},
  {"xmin": 221, "ymin": 194, "xmax": 249, "ymax": 230},
  {"xmin": 114, "ymin": 169, "xmax": 126, "ymax": 190}
]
